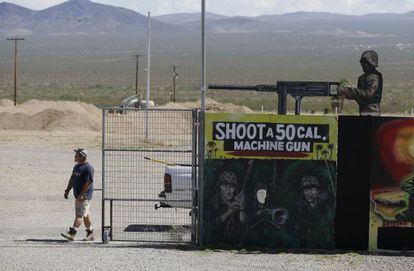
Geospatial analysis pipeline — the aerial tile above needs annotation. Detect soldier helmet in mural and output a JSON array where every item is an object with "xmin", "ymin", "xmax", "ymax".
[
  {"xmin": 300, "ymin": 176, "xmax": 319, "ymax": 189},
  {"xmin": 217, "ymin": 170, "xmax": 238, "ymax": 187},
  {"xmin": 360, "ymin": 50, "xmax": 378, "ymax": 68}
]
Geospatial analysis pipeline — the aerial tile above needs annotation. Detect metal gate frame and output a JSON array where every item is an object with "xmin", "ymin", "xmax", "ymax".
[{"xmin": 101, "ymin": 108, "xmax": 200, "ymax": 244}]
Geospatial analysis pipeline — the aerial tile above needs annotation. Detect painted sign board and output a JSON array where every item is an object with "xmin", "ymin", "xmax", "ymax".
[{"xmin": 203, "ymin": 113, "xmax": 337, "ymax": 249}]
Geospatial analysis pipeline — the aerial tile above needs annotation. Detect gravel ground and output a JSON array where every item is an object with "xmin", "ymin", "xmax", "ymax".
[{"xmin": 1, "ymin": 131, "xmax": 414, "ymax": 271}]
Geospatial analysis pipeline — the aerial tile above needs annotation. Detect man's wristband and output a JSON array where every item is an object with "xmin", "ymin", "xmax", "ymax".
[{"xmin": 65, "ymin": 189, "xmax": 69, "ymax": 193}]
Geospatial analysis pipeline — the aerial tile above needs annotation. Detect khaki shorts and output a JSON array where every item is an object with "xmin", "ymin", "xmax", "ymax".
[{"xmin": 75, "ymin": 199, "xmax": 91, "ymax": 217}]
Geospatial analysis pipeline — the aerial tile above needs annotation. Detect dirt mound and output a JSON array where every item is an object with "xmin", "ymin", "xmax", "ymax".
[
  {"xmin": 0, "ymin": 98, "xmax": 253, "ymax": 133},
  {"xmin": 158, "ymin": 98, "xmax": 254, "ymax": 113},
  {"xmin": 0, "ymin": 99, "xmax": 14, "ymax": 107},
  {"xmin": 0, "ymin": 100, "xmax": 101, "ymax": 131}
]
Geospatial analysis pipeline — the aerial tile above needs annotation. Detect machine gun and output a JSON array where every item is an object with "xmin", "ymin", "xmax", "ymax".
[{"xmin": 209, "ymin": 81, "xmax": 340, "ymax": 115}]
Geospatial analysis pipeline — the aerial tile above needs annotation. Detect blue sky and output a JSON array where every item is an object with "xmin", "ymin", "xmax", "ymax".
[{"xmin": 4, "ymin": 0, "xmax": 414, "ymax": 16}]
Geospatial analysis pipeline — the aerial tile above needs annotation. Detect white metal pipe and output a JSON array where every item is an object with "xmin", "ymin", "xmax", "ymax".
[
  {"xmin": 145, "ymin": 11, "xmax": 151, "ymax": 139},
  {"xmin": 198, "ymin": 0, "xmax": 206, "ymax": 246},
  {"xmin": 201, "ymin": 0, "xmax": 206, "ymax": 111}
]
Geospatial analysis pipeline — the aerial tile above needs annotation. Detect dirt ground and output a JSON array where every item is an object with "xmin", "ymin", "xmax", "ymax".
[{"xmin": 1, "ymin": 130, "xmax": 414, "ymax": 271}]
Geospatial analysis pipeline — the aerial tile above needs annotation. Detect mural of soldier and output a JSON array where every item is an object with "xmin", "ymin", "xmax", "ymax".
[
  {"xmin": 293, "ymin": 176, "xmax": 334, "ymax": 249},
  {"xmin": 206, "ymin": 170, "xmax": 246, "ymax": 243},
  {"xmin": 337, "ymin": 50, "xmax": 383, "ymax": 116},
  {"xmin": 203, "ymin": 159, "xmax": 337, "ymax": 248}
]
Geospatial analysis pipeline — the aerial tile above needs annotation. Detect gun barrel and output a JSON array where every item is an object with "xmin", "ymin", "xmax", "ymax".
[
  {"xmin": 208, "ymin": 84, "xmax": 259, "ymax": 91},
  {"xmin": 209, "ymin": 82, "xmax": 340, "ymax": 94},
  {"xmin": 277, "ymin": 81, "xmax": 340, "ymax": 86}
]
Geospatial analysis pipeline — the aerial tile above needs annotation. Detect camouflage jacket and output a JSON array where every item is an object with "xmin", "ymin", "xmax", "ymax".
[{"xmin": 343, "ymin": 70, "xmax": 383, "ymax": 115}]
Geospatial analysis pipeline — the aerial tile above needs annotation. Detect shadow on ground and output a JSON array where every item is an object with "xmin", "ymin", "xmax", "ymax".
[
  {"xmin": 11, "ymin": 239, "xmax": 414, "ymax": 257},
  {"xmin": 25, "ymin": 239, "xmax": 68, "ymax": 243}
]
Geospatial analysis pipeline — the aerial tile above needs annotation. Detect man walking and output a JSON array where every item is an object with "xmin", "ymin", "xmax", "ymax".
[{"xmin": 61, "ymin": 148, "xmax": 95, "ymax": 241}]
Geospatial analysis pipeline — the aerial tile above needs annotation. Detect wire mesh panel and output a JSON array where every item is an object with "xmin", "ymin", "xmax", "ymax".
[{"xmin": 102, "ymin": 108, "xmax": 197, "ymax": 243}]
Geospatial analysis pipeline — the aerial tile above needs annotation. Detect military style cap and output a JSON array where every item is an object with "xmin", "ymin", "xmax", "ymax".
[
  {"xmin": 300, "ymin": 176, "xmax": 319, "ymax": 189},
  {"xmin": 360, "ymin": 50, "xmax": 378, "ymax": 67},
  {"xmin": 217, "ymin": 170, "xmax": 238, "ymax": 186}
]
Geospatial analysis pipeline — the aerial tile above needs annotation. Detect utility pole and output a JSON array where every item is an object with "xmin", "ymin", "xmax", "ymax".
[
  {"xmin": 171, "ymin": 66, "xmax": 179, "ymax": 102},
  {"xmin": 132, "ymin": 54, "xmax": 144, "ymax": 97},
  {"xmin": 7, "ymin": 37, "xmax": 24, "ymax": 106}
]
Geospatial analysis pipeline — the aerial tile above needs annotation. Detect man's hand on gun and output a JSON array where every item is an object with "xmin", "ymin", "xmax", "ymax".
[
  {"xmin": 337, "ymin": 78, "xmax": 350, "ymax": 97},
  {"xmin": 337, "ymin": 86, "xmax": 346, "ymax": 96}
]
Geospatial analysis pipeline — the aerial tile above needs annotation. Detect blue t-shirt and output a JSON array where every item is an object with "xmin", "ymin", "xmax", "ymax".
[{"xmin": 71, "ymin": 162, "xmax": 94, "ymax": 200}]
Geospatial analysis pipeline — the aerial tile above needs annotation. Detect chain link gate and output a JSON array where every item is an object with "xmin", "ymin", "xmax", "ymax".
[{"xmin": 102, "ymin": 108, "xmax": 199, "ymax": 244}]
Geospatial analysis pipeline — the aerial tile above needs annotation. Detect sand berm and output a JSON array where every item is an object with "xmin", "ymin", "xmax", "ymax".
[{"xmin": 0, "ymin": 98, "xmax": 253, "ymax": 132}]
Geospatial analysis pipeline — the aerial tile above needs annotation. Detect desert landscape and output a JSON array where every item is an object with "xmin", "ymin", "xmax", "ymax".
[{"xmin": 1, "ymin": 0, "xmax": 414, "ymax": 269}]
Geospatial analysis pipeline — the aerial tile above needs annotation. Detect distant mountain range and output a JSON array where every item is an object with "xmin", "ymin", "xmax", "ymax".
[
  {"xmin": 1, "ymin": 0, "xmax": 414, "ymax": 36},
  {"xmin": 0, "ymin": 0, "xmax": 178, "ymax": 35},
  {"xmin": 161, "ymin": 10, "xmax": 414, "ymax": 37}
]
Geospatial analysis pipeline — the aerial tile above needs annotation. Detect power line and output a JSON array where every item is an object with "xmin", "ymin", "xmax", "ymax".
[{"xmin": 6, "ymin": 37, "xmax": 25, "ymax": 106}]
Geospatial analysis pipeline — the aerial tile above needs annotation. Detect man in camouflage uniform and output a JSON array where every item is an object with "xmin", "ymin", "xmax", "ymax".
[
  {"xmin": 293, "ymin": 176, "xmax": 334, "ymax": 249},
  {"xmin": 337, "ymin": 50, "xmax": 383, "ymax": 116},
  {"xmin": 206, "ymin": 170, "xmax": 246, "ymax": 244}
]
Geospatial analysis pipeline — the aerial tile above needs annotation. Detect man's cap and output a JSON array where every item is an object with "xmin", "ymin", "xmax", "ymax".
[
  {"xmin": 74, "ymin": 148, "xmax": 88, "ymax": 158},
  {"xmin": 300, "ymin": 176, "xmax": 319, "ymax": 189}
]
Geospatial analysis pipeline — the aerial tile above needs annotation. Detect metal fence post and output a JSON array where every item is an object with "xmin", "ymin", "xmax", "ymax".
[
  {"xmin": 197, "ymin": 110, "xmax": 205, "ymax": 246},
  {"xmin": 110, "ymin": 199, "xmax": 113, "ymax": 241},
  {"xmin": 101, "ymin": 108, "xmax": 106, "ymax": 242},
  {"xmin": 191, "ymin": 109, "xmax": 199, "ymax": 244}
]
